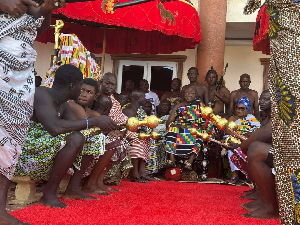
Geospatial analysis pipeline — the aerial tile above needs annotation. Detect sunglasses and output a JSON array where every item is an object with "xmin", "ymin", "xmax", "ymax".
[{"xmin": 235, "ymin": 106, "xmax": 246, "ymax": 111}]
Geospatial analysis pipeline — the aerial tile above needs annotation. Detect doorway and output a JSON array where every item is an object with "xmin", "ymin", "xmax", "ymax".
[{"xmin": 117, "ymin": 60, "xmax": 177, "ymax": 97}]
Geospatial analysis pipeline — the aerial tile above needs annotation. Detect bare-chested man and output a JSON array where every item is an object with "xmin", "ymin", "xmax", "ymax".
[
  {"xmin": 181, "ymin": 67, "xmax": 208, "ymax": 105},
  {"xmin": 160, "ymin": 78, "xmax": 181, "ymax": 111},
  {"xmin": 14, "ymin": 65, "xmax": 117, "ymax": 209},
  {"xmin": 228, "ymin": 73, "xmax": 259, "ymax": 118},
  {"xmin": 205, "ymin": 67, "xmax": 230, "ymax": 116}
]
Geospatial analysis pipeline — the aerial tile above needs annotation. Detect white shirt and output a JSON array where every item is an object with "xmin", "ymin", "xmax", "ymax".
[{"xmin": 145, "ymin": 91, "xmax": 160, "ymax": 115}]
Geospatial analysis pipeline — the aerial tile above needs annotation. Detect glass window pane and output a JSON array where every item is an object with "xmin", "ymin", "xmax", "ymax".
[
  {"xmin": 121, "ymin": 65, "xmax": 144, "ymax": 92},
  {"xmin": 150, "ymin": 66, "xmax": 173, "ymax": 92}
]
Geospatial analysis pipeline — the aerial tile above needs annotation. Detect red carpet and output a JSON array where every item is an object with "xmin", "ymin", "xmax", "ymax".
[{"xmin": 11, "ymin": 180, "xmax": 280, "ymax": 225}]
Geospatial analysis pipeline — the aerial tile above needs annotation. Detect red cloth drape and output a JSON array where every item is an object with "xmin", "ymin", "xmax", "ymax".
[
  {"xmin": 253, "ymin": 5, "xmax": 270, "ymax": 55},
  {"xmin": 36, "ymin": 0, "xmax": 201, "ymax": 54}
]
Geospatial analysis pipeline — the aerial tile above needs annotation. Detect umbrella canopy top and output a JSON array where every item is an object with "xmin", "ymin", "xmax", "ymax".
[
  {"xmin": 54, "ymin": 0, "xmax": 201, "ymax": 42},
  {"xmin": 36, "ymin": 0, "xmax": 201, "ymax": 54}
]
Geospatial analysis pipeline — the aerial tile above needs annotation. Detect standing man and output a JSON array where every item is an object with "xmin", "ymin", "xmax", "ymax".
[
  {"xmin": 228, "ymin": 74, "xmax": 259, "ymax": 118},
  {"xmin": 181, "ymin": 67, "xmax": 209, "ymax": 105},
  {"xmin": 245, "ymin": 1, "xmax": 300, "ymax": 224},
  {"xmin": 0, "ymin": 0, "xmax": 65, "ymax": 224},
  {"xmin": 124, "ymin": 80, "xmax": 135, "ymax": 94},
  {"xmin": 160, "ymin": 78, "xmax": 182, "ymax": 111},
  {"xmin": 205, "ymin": 67, "xmax": 230, "ymax": 116},
  {"xmin": 139, "ymin": 79, "xmax": 160, "ymax": 115}
]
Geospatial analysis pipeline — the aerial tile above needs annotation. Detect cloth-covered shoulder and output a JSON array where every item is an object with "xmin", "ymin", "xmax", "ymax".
[{"xmin": 244, "ymin": 0, "xmax": 262, "ymax": 14}]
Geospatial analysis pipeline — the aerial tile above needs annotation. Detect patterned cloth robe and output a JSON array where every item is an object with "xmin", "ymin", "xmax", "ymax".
[
  {"xmin": 0, "ymin": 14, "xmax": 44, "ymax": 180},
  {"xmin": 227, "ymin": 114, "xmax": 260, "ymax": 178},
  {"xmin": 165, "ymin": 99, "xmax": 214, "ymax": 156},
  {"xmin": 14, "ymin": 121, "xmax": 105, "ymax": 180},
  {"xmin": 146, "ymin": 115, "xmax": 169, "ymax": 174},
  {"xmin": 128, "ymin": 107, "xmax": 151, "ymax": 162},
  {"xmin": 245, "ymin": 1, "xmax": 300, "ymax": 224}
]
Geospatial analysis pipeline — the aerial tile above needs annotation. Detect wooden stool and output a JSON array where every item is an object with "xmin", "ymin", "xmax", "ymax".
[{"xmin": 9, "ymin": 176, "xmax": 39, "ymax": 205}]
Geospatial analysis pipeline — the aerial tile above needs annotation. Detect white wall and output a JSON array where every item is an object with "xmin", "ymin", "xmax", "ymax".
[
  {"xmin": 224, "ymin": 45, "xmax": 269, "ymax": 96},
  {"xmin": 226, "ymin": 0, "xmax": 257, "ymax": 22}
]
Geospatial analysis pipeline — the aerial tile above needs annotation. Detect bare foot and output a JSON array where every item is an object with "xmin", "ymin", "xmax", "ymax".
[
  {"xmin": 39, "ymin": 194, "xmax": 67, "ymax": 208},
  {"xmin": 241, "ymin": 198, "xmax": 262, "ymax": 211},
  {"xmin": 0, "ymin": 211, "xmax": 29, "ymax": 225},
  {"xmin": 98, "ymin": 183, "xmax": 119, "ymax": 192},
  {"xmin": 243, "ymin": 188, "xmax": 255, "ymax": 195},
  {"xmin": 240, "ymin": 189, "xmax": 260, "ymax": 200},
  {"xmin": 242, "ymin": 206, "xmax": 279, "ymax": 219},
  {"xmin": 63, "ymin": 189, "xmax": 97, "ymax": 200},
  {"xmin": 82, "ymin": 184, "xmax": 110, "ymax": 195}
]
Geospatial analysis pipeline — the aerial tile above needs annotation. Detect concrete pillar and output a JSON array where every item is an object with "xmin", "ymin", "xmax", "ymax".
[{"xmin": 196, "ymin": 0, "xmax": 227, "ymax": 83}]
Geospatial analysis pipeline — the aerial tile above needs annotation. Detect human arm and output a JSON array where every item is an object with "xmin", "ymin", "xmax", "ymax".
[
  {"xmin": 166, "ymin": 103, "xmax": 183, "ymax": 128},
  {"xmin": 0, "ymin": 0, "xmax": 38, "ymax": 17},
  {"xmin": 253, "ymin": 91, "xmax": 260, "ymax": 119},
  {"xmin": 27, "ymin": 0, "xmax": 66, "ymax": 35},
  {"xmin": 180, "ymin": 86, "xmax": 186, "ymax": 101},
  {"xmin": 122, "ymin": 106, "xmax": 137, "ymax": 118},
  {"xmin": 215, "ymin": 87, "xmax": 230, "ymax": 104},
  {"xmin": 203, "ymin": 85, "xmax": 209, "ymax": 106},
  {"xmin": 160, "ymin": 92, "xmax": 168, "ymax": 101},
  {"xmin": 67, "ymin": 101, "xmax": 87, "ymax": 120},
  {"xmin": 34, "ymin": 89, "xmax": 117, "ymax": 136},
  {"xmin": 240, "ymin": 120, "xmax": 272, "ymax": 154},
  {"xmin": 227, "ymin": 92, "xmax": 235, "ymax": 117}
]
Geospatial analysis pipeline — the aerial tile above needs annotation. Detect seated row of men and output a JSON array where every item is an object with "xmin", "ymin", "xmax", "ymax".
[{"xmin": 7, "ymin": 64, "xmax": 276, "ymax": 221}]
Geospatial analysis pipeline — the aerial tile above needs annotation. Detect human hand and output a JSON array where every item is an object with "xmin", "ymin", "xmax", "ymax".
[
  {"xmin": 41, "ymin": 0, "xmax": 66, "ymax": 12},
  {"xmin": 94, "ymin": 115, "xmax": 118, "ymax": 133},
  {"xmin": 228, "ymin": 143, "xmax": 240, "ymax": 150},
  {"xmin": 0, "ymin": 0, "xmax": 38, "ymax": 17}
]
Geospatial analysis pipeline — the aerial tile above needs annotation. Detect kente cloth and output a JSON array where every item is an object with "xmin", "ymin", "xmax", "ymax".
[
  {"xmin": 128, "ymin": 108, "xmax": 151, "ymax": 162},
  {"xmin": 236, "ymin": 96, "xmax": 251, "ymax": 111},
  {"xmin": 228, "ymin": 148, "xmax": 249, "ymax": 179},
  {"xmin": 167, "ymin": 96, "xmax": 181, "ymax": 111},
  {"xmin": 104, "ymin": 154, "xmax": 133, "ymax": 186},
  {"xmin": 235, "ymin": 114, "xmax": 261, "ymax": 135},
  {"xmin": 43, "ymin": 34, "xmax": 102, "ymax": 88},
  {"xmin": 245, "ymin": 1, "xmax": 300, "ymax": 223},
  {"xmin": 0, "ymin": 14, "xmax": 44, "ymax": 180},
  {"xmin": 14, "ymin": 122, "xmax": 105, "ymax": 180},
  {"xmin": 165, "ymin": 99, "xmax": 214, "ymax": 156},
  {"xmin": 146, "ymin": 115, "xmax": 169, "ymax": 174},
  {"xmin": 227, "ymin": 114, "xmax": 260, "ymax": 177}
]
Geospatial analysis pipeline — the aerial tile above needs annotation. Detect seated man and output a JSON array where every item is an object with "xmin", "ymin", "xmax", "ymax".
[
  {"xmin": 118, "ymin": 92, "xmax": 131, "ymax": 108},
  {"xmin": 227, "ymin": 96, "xmax": 260, "ymax": 182},
  {"xmin": 123, "ymin": 90, "xmax": 151, "ymax": 183},
  {"xmin": 228, "ymin": 74, "xmax": 259, "ymax": 118},
  {"xmin": 241, "ymin": 122, "xmax": 278, "ymax": 219},
  {"xmin": 14, "ymin": 65, "xmax": 117, "ymax": 208},
  {"xmin": 165, "ymin": 85, "xmax": 214, "ymax": 170},
  {"xmin": 146, "ymin": 100, "xmax": 171, "ymax": 177},
  {"xmin": 83, "ymin": 73, "xmax": 135, "ymax": 194}
]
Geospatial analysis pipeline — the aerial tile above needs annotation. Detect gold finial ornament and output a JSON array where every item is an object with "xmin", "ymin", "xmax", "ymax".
[
  {"xmin": 139, "ymin": 132, "xmax": 151, "ymax": 140},
  {"xmin": 150, "ymin": 131, "xmax": 161, "ymax": 140},
  {"xmin": 146, "ymin": 115, "xmax": 163, "ymax": 129},
  {"xmin": 50, "ymin": 20, "xmax": 64, "ymax": 65},
  {"xmin": 200, "ymin": 106, "xmax": 213, "ymax": 119},
  {"xmin": 127, "ymin": 115, "xmax": 162, "ymax": 132},
  {"xmin": 126, "ymin": 117, "xmax": 140, "ymax": 132},
  {"xmin": 227, "ymin": 121, "xmax": 237, "ymax": 130}
]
